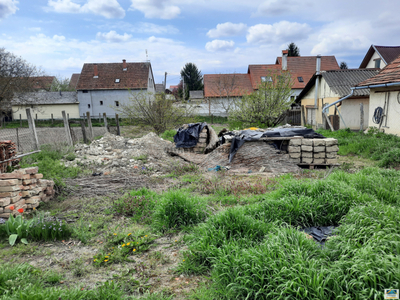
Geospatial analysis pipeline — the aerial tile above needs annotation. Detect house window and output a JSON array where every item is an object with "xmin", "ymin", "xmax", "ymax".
[
  {"xmin": 83, "ymin": 90, "xmax": 88, "ymax": 93},
  {"xmin": 374, "ymin": 59, "xmax": 381, "ymax": 68},
  {"xmin": 100, "ymin": 101, "xmax": 103, "ymax": 105},
  {"xmin": 115, "ymin": 79, "xmax": 120, "ymax": 83},
  {"xmin": 88, "ymin": 104, "xmax": 91, "ymax": 109},
  {"xmin": 93, "ymin": 75, "xmax": 98, "ymax": 79},
  {"xmin": 115, "ymin": 101, "xmax": 119, "ymax": 107},
  {"xmin": 261, "ymin": 76, "xmax": 272, "ymax": 82},
  {"xmin": 123, "ymin": 68, "xmax": 127, "ymax": 71},
  {"xmin": 298, "ymin": 77, "xmax": 304, "ymax": 82}
]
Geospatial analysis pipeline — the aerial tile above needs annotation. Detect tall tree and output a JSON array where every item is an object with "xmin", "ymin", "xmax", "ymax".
[
  {"xmin": 180, "ymin": 63, "xmax": 203, "ymax": 100},
  {"xmin": 340, "ymin": 61, "xmax": 348, "ymax": 69},
  {"xmin": 287, "ymin": 42, "xmax": 300, "ymax": 57},
  {"xmin": 230, "ymin": 71, "xmax": 294, "ymax": 128},
  {"xmin": 0, "ymin": 48, "xmax": 43, "ymax": 116}
]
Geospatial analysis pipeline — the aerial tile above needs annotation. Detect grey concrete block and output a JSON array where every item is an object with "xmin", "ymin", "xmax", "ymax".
[
  {"xmin": 313, "ymin": 146, "xmax": 326, "ymax": 152},
  {"xmin": 288, "ymin": 146, "xmax": 301, "ymax": 153},
  {"xmin": 314, "ymin": 152, "xmax": 326, "ymax": 158},
  {"xmin": 302, "ymin": 139, "xmax": 313, "ymax": 146},
  {"xmin": 289, "ymin": 152, "xmax": 301, "ymax": 159},
  {"xmin": 301, "ymin": 152, "xmax": 313, "ymax": 158},
  {"xmin": 301, "ymin": 157, "xmax": 313, "ymax": 164},
  {"xmin": 313, "ymin": 139, "xmax": 326, "ymax": 146},
  {"xmin": 301, "ymin": 145, "xmax": 313, "ymax": 152},
  {"xmin": 313, "ymin": 158, "xmax": 325, "ymax": 164},
  {"xmin": 326, "ymin": 145, "xmax": 339, "ymax": 152},
  {"xmin": 289, "ymin": 139, "xmax": 302, "ymax": 146},
  {"xmin": 326, "ymin": 152, "xmax": 337, "ymax": 159},
  {"xmin": 326, "ymin": 158, "xmax": 338, "ymax": 164},
  {"xmin": 290, "ymin": 158, "xmax": 301, "ymax": 163},
  {"xmin": 325, "ymin": 138, "xmax": 338, "ymax": 146}
]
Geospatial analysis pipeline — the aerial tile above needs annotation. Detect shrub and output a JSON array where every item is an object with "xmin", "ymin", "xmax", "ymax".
[
  {"xmin": 113, "ymin": 188, "xmax": 157, "ymax": 224},
  {"xmin": 65, "ymin": 153, "xmax": 76, "ymax": 161},
  {"xmin": 152, "ymin": 190, "xmax": 208, "ymax": 232}
]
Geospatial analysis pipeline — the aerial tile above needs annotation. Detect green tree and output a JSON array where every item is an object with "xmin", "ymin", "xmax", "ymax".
[
  {"xmin": 50, "ymin": 76, "xmax": 76, "ymax": 91},
  {"xmin": 114, "ymin": 91, "xmax": 196, "ymax": 134},
  {"xmin": 340, "ymin": 61, "xmax": 348, "ymax": 69},
  {"xmin": 229, "ymin": 71, "xmax": 294, "ymax": 128},
  {"xmin": 287, "ymin": 42, "xmax": 300, "ymax": 56},
  {"xmin": 180, "ymin": 63, "xmax": 203, "ymax": 100}
]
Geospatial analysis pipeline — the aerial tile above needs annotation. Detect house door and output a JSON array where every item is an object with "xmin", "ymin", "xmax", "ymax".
[{"xmin": 306, "ymin": 108, "xmax": 316, "ymax": 126}]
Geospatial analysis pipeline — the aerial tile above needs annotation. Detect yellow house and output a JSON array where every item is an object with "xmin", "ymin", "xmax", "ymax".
[
  {"xmin": 297, "ymin": 69, "xmax": 379, "ymax": 130},
  {"xmin": 12, "ymin": 91, "xmax": 80, "ymax": 120}
]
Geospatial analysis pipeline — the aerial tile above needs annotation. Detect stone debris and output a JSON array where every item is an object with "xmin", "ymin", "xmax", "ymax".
[
  {"xmin": 0, "ymin": 167, "xmax": 55, "ymax": 218},
  {"xmin": 64, "ymin": 132, "xmax": 182, "ymax": 175},
  {"xmin": 288, "ymin": 138, "xmax": 339, "ymax": 164}
]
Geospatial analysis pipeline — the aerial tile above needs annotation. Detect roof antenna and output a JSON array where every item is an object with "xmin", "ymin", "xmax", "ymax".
[{"xmin": 145, "ymin": 49, "xmax": 149, "ymax": 62}]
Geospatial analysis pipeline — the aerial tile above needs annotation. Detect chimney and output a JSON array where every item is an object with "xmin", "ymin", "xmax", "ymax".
[
  {"xmin": 282, "ymin": 50, "xmax": 288, "ymax": 71},
  {"xmin": 93, "ymin": 64, "xmax": 98, "ymax": 78},
  {"xmin": 316, "ymin": 55, "xmax": 321, "ymax": 75},
  {"xmin": 122, "ymin": 59, "xmax": 127, "ymax": 71}
]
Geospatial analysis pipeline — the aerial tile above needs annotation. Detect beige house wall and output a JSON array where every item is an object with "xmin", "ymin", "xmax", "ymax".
[
  {"xmin": 340, "ymin": 98, "xmax": 370, "ymax": 130},
  {"xmin": 12, "ymin": 104, "xmax": 80, "ymax": 120},
  {"xmin": 365, "ymin": 52, "xmax": 387, "ymax": 69},
  {"xmin": 368, "ymin": 88, "xmax": 400, "ymax": 135}
]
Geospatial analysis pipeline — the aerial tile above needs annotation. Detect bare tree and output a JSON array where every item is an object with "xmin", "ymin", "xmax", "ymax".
[
  {"xmin": 0, "ymin": 48, "xmax": 44, "ymax": 119},
  {"xmin": 206, "ymin": 73, "xmax": 244, "ymax": 116}
]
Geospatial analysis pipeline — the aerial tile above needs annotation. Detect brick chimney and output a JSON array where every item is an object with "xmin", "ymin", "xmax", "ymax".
[
  {"xmin": 282, "ymin": 50, "xmax": 288, "ymax": 71},
  {"xmin": 93, "ymin": 64, "xmax": 98, "ymax": 78},
  {"xmin": 122, "ymin": 59, "xmax": 127, "ymax": 71}
]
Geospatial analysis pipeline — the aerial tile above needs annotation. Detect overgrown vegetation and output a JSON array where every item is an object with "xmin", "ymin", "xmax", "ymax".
[{"xmin": 318, "ymin": 128, "xmax": 400, "ymax": 168}]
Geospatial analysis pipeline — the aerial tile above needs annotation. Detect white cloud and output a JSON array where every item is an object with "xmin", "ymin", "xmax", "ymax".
[
  {"xmin": 0, "ymin": 0, "xmax": 18, "ymax": 20},
  {"xmin": 129, "ymin": 0, "xmax": 180, "ymax": 19},
  {"xmin": 133, "ymin": 22, "xmax": 179, "ymax": 34},
  {"xmin": 53, "ymin": 34, "xmax": 66, "ymax": 41},
  {"xmin": 96, "ymin": 30, "xmax": 132, "ymax": 42},
  {"xmin": 207, "ymin": 22, "xmax": 247, "ymax": 38},
  {"xmin": 47, "ymin": 0, "xmax": 125, "ymax": 18},
  {"xmin": 247, "ymin": 21, "xmax": 311, "ymax": 44},
  {"xmin": 205, "ymin": 39, "xmax": 235, "ymax": 52},
  {"xmin": 255, "ymin": 0, "xmax": 308, "ymax": 16}
]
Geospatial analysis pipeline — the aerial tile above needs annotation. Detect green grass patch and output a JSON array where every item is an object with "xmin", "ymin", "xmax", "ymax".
[{"xmin": 159, "ymin": 129, "xmax": 177, "ymax": 142}]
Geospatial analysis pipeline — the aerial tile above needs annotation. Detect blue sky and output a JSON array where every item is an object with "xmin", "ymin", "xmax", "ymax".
[{"xmin": 1, "ymin": 0, "xmax": 399, "ymax": 87}]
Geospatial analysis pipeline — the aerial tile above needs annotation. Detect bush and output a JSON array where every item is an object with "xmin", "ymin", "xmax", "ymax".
[
  {"xmin": 113, "ymin": 188, "xmax": 158, "ymax": 224},
  {"xmin": 65, "ymin": 153, "xmax": 76, "ymax": 161},
  {"xmin": 152, "ymin": 190, "xmax": 208, "ymax": 232}
]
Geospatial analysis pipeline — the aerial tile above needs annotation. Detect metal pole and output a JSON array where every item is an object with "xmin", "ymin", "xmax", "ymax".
[{"xmin": 26, "ymin": 108, "xmax": 39, "ymax": 151}]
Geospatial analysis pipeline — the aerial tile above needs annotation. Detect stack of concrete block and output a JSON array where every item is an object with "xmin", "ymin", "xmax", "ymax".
[
  {"xmin": 184, "ymin": 127, "xmax": 208, "ymax": 154},
  {"xmin": 288, "ymin": 138, "xmax": 339, "ymax": 164},
  {"xmin": 0, "ymin": 167, "xmax": 55, "ymax": 219}
]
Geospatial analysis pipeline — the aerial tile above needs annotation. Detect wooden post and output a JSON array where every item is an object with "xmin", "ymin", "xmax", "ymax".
[
  {"xmin": 19, "ymin": 114, "xmax": 22, "ymax": 128},
  {"xmin": 103, "ymin": 113, "xmax": 109, "ymax": 133},
  {"xmin": 62, "ymin": 110, "xmax": 73, "ymax": 146},
  {"xmin": 301, "ymin": 105, "xmax": 306, "ymax": 126},
  {"xmin": 324, "ymin": 112, "xmax": 334, "ymax": 132},
  {"xmin": 80, "ymin": 119, "xmax": 88, "ymax": 144},
  {"xmin": 16, "ymin": 128, "xmax": 21, "ymax": 152},
  {"xmin": 26, "ymin": 108, "xmax": 39, "ymax": 150},
  {"xmin": 83, "ymin": 113, "xmax": 86, "ymax": 124},
  {"xmin": 211, "ymin": 114, "xmax": 214, "ymax": 124},
  {"xmin": 99, "ymin": 113, "xmax": 101, "ymax": 123},
  {"xmin": 360, "ymin": 103, "xmax": 364, "ymax": 131},
  {"xmin": 115, "ymin": 113, "xmax": 120, "ymax": 136},
  {"xmin": 51, "ymin": 113, "xmax": 54, "ymax": 126},
  {"xmin": 86, "ymin": 111, "xmax": 94, "ymax": 140},
  {"xmin": 67, "ymin": 113, "xmax": 69, "ymax": 120},
  {"xmin": 35, "ymin": 114, "xmax": 38, "ymax": 122}
]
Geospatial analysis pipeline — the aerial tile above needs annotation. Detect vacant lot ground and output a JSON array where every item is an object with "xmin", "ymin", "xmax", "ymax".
[{"xmin": 1, "ymin": 127, "xmax": 399, "ymax": 299}]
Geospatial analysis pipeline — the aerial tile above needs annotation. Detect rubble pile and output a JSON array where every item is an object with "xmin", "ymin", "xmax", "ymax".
[
  {"xmin": 288, "ymin": 138, "xmax": 339, "ymax": 164},
  {"xmin": 0, "ymin": 140, "xmax": 19, "ymax": 173},
  {"xmin": 0, "ymin": 167, "xmax": 55, "ymax": 218},
  {"xmin": 65, "ymin": 132, "xmax": 179, "ymax": 174}
]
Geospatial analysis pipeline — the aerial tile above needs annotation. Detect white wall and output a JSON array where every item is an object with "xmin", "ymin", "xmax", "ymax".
[
  {"xmin": 12, "ymin": 104, "xmax": 80, "ymax": 120},
  {"xmin": 340, "ymin": 98, "xmax": 369, "ymax": 130},
  {"xmin": 368, "ymin": 88, "xmax": 400, "ymax": 135},
  {"xmin": 366, "ymin": 51, "xmax": 386, "ymax": 69}
]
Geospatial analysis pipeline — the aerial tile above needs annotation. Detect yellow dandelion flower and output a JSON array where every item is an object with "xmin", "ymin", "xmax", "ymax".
[
  {"xmin": 104, "ymin": 259, "xmax": 109, "ymax": 262},
  {"xmin": 105, "ymin": 256, "xmax": 109, "ymax": 258},
  {"xmin": 145, "ymin": 235, "xmax": 148, "ymax": 237},
  {"xmin": 127, "ymin": 242, "xmax": 130, "ymax": 246},
  {"xmin": 108, "ymin": 253, "xmax": 111, "ymax": 255},
  {"xmin": 113, "ymin": 233, "xmax": 117, "ymax": 236},
  {"xmin": 127, "ymin": 233, "xmax": 132, "ymax": 236},
  {"xmin": 122, "ymin": 244, "xmax": 125, "ymax": 247},
  {"xmin": 183, "ymin": 260, "xmax": 185, "ymax": 262},
  {"xmin": 133, "ymin": 249, "xmax": 136, "ymax": 252},
  {"xmin": 94, "ymin": 259, "xmax": 97, "ymax": 262},
  {"xmin": 137, "ymin": 242, "xmax": 139, "ymax": 244},
  {"xmin": 175, "ymin": 240, "xmax": 177, "ymax": 242},
  {"xmin": 112, "ymin": 247, "xmax": 114, "ymax": 249}
]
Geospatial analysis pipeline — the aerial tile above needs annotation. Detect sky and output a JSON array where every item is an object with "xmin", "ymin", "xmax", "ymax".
[{"xmin": 1, "ymin": 0, "xmax": 399, "ymax": 87}]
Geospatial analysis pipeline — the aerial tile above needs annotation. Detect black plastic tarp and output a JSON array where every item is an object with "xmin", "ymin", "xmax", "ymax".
[
  {"xmin": 302, "ymin": 226, "xmax": 336, "ymax": 247},
  {"xmin": 174, "ymin": 122, "xmax": 207, "ymax": 148},
  {"xmin": 228, "ymin": 128, "xmax": 325, "ymax": 162}
]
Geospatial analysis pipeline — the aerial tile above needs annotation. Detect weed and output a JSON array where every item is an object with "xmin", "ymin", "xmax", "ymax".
[
  {"xmin": 134, "ymin": 154, "xmax": 148, "ymax": 164},
  {"xmin": 165, "ymin": 162, "xmax": 200, "ymax": 177},
  {"xmin": 28, "ymin": 211, "xmax": 71, "ymax": 242},
  {"xmin": 160, "ymin": 129, "xmax": 177, "ymax": 142}
]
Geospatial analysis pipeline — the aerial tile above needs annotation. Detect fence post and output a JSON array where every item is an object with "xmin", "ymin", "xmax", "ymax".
[
  {"xmin": 62, "ymin": 111, "xmax": 73, "ymax": 147},
  {"xmin": 99, "ymin": 113, "xmax": 101, "ymax": 123},
  {"xmin": 86, "ymin": 111, "xmax": 94, "ymax": 140},
  {"xmin": 19, "ymin": 114, "xmax": 22, "ymax": 128},
  {"xmin": 26, "ymin": 108, "xmax": 39, "ymax": 151},
  {"xmin": 35, "ymin": 114, "xmax": 37, "ymax": 122},
  {"xmin": 103, "ymin": 113, "xmax": 109, "ymax": 133},
  {"xmin": 83, "ymin": 113, "xmax": 86, "ymax": 124},
  {"xmin": 115, "ymin": 113, "xmax": 120, "ymax": 136},
  {"xmin": 80, "ymin": 119, "xmax": 88, "ymax": 144},
  {"xmin": 16, "ymin": 128, "xmax": 21, "ymax": 152},
  {"xmin": 360, "ymin": 103, "xmax": 364, "ymax": 131},
  {"xmin": 211, "ymin": 114, "xmax": 214, "ymax": 124},
  {"xmin": 51, "ymin": 113, "xmax": 54, "ymax": 126},
  {"xmin": 301, "ymin": 105, "xmax": 306, "ymax": 126}
]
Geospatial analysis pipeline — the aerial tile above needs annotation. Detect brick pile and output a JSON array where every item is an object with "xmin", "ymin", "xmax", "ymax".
[
  {"xmin": 0, "ymin": 167, "xmax": 55, "ymax": 219},
  {"xmin": 288, "ymin": 138, "xmax": 339, "ymax": 164},
  {"xmin": 0, "ymin": 140, "xmax": 19, "ymax": 173},
  {"xmin": 183, "ymin": 127, "xmax": 208, "ymax": 154}
]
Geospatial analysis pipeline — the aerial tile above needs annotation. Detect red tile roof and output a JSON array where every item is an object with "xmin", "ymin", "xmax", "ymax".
[
  {"xmin": 28, "ymin": 76, "xmax": 55, "ymax": 90},
  {"xmin": 275, "ymin": 56, "xmax": 339, "ymax": 89},
  {"xmin": 69, "ymin": 73, "xmax": 80, "ymax": 89},
  {"xmin": 247, "ymin": 64, "xmax": 282, "ymax": 89},
  {"xmin": 356, "ymin": 54, "xmax": 400, "ymax": 87},
  {"xmin": 359, "ymin": 45, "xmax": 400, "ymax": 68},
  {"xmin": 204, "ymin": 74, "xmax": 253, "ymax": 98},
  {"xmin": 76, "ymin": 62, "xmax": 151, "ymax": 90}
]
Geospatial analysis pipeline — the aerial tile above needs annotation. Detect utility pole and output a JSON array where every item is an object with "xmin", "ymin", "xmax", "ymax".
[{"xmin": 164, "ymin": 72, "xmax": 167, "ymax": 91}]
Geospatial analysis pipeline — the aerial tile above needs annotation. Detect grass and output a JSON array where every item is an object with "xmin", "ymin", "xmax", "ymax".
[
  {"xmin": 160, "ymin": 129, "xmax": 177, "ymax": 142},
  {"xmin": 317, "ymin": 128, "xmax": 400, "ymax": 168}
]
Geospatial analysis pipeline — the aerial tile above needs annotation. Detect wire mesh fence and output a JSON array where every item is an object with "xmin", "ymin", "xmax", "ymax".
[{"xmin": 0, "ymin": 128, "xmax": 38, "ymax": 153}]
